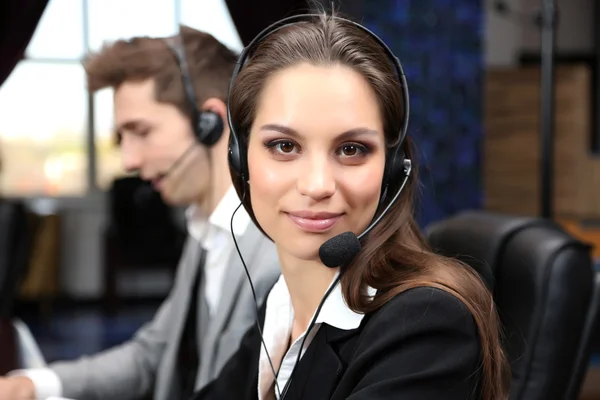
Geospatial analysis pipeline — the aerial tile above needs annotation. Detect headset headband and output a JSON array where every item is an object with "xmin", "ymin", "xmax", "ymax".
[
  {"xmin": 227, "ymin": 14, "xmax": 409, "ymax": 149},
  {"xmin": 165, "ymin": 35, "xmax": 199, "ymax": 118}
]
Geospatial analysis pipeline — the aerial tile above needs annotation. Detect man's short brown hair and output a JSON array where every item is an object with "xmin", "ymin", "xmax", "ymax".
[{"xmin": 84, "ymin": 25, "xmax": 238, "ymax": 118}]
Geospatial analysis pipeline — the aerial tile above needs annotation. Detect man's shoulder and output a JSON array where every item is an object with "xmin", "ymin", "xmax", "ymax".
[
  {"xmin": 254, "ymin": 232, "xmax": 279, "ymax": 270},
  {"xmin": 244, "ymin": 223, "xmax": 278, "ymax": 262},
  {"xmin": 245, "ymin": 227, "xmax": 281, "ymax": 297}
]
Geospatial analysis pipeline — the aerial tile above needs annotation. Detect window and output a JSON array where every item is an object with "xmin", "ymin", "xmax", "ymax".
[
  {"xmin": 180, "ymin": 0, "xmax": 243, "ymax": 53},
  {"xmin": 87, "ymin": 0, "xmax": 177, "ymax": 52},
  {"xmin": 26, "ymin": 0, "xmax": 85, "ymax": 60},
  {"xmin": 0, "ymin": 0, "xmax": 86, "ymax": 196},
  {"xmin": 0, "ymin": 0, "xmax": 242, "ymax": 196},
  {"xmin": 0, "ymin": 62, "xmax": 87, "ymax": 196}
]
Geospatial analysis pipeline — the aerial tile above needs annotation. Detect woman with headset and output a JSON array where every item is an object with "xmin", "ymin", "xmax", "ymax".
[{"xmin": 193, "ymin": 10, "xmax": 510, "ymax": 400}]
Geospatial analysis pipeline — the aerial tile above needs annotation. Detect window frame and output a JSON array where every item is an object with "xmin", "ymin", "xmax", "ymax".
[{"xmin": 1, "ymin": 0, "xmax": 183, "ymax": 203}]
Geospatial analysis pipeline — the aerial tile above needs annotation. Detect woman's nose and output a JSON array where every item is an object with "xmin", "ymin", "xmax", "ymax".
[{"xmin": 296, "ymin": 155, "xmax": 336, "ymax": 201}]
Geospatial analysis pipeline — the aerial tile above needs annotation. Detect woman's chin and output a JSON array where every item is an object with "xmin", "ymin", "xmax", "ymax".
[
  {"xmin": 278, "ymin": 242, "xmax": 324, "ymax": 265},
  {"xmin": 275, "ymin": 229, "xmax": 352, "ymax": 266}
]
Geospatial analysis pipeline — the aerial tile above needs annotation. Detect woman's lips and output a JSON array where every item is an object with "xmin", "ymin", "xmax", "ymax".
[{"xmin": 286, "ymin": 211, "xmax": 343, "ymax": 233}]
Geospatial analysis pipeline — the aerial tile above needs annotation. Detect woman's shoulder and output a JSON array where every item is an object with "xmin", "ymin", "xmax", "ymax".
[
  {"xmin": 362, "ymin": 286, "xmax": 478, "ymax": 340},
  {"xmin": 340, "ymin": 286, "xmax": 483, "ymax": 399}
]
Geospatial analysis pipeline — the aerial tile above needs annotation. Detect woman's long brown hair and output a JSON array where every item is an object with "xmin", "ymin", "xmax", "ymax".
[{"xmin": 228, "ymin": 11, "xmax": 511, "ymax": 400}]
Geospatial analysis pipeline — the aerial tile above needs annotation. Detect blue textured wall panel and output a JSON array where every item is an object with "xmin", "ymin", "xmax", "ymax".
[{"xmin": 363, "ymin": 0, "xmax": 484, "ymax": 228}]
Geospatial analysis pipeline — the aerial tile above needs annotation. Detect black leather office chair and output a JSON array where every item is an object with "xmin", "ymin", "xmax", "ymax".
[{"xmin": 426, "ymin": 211, "xmax": 598, "ymax": 400}]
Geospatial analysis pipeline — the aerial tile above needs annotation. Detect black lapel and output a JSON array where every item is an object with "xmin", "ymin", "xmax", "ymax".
[{"xmin": 283, "ymin": 324, "xmax": 361, "ymax": 400}]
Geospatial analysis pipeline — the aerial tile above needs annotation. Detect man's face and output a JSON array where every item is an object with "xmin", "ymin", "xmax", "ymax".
[{"xmin": 114, "ymin": 79, "xmax": 210, "ymax": 206}]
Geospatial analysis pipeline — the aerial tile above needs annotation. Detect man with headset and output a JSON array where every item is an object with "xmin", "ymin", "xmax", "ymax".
[{"xmin": 0, "ymin": 26, "xmax": 280, "ymax": 400}]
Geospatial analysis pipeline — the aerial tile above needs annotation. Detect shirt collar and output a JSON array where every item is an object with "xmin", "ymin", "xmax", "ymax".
[
  {"xmin": 270, "ymin": 271, "xmax": 376, "ymax": 331},
  {"xmin": 185, "ymin": 185, "xmax": 251, "ymax": 244},
  {"xmin": 316, "ymin": 272, "xmax": 376, "ymax": 330}
]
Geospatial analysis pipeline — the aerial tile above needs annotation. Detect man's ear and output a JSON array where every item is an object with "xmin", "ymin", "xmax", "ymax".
[{"xmin": 200, "ymin": 97, "xmax": 227, "ymax": 123}]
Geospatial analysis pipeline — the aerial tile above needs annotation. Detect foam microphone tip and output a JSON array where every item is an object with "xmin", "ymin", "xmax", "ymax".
[{"xmin": 318, "ymin": 231, "xmax": 361, "ymax": 268}]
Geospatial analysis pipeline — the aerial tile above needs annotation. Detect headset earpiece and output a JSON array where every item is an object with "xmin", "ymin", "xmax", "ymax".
[
  {"xmin": 380, "ymin": 145, "xmax": 408, "ymax": 205},
  {"xmin": 228, "ymin": 132, "xmax": 242, "ymax": 178},
  {"xmin": 228, "ymin": 128, "xmax": 249, "ymax": 200},
  {"xmin": 195, "ymin": 110, "xmax": 224, "ymax": 146}
]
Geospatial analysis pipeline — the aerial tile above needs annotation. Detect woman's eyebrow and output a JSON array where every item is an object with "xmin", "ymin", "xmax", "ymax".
[{"xmin": 259, "ymin": 124, "xmax": 379, "ymax": 140}]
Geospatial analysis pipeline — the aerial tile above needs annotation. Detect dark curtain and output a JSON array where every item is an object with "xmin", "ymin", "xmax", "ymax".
[
  {"xmin": 224, "ymin": 0, "xmax": 366, "ymax": 47},
  {"xmin": 224, "ymin": 0, "xmax": 310, "ymax": 46},
  {"xmin": 0, "ymin": 1, "xmax": 49, "ymax": 87},
  {"xmin": 333, "ymin": 0, "xmax": 365, "ymax": 19}
]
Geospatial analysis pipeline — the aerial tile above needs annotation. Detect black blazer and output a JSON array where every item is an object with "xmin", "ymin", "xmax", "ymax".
[{"xmin": 192, "ymin": 286, "xmax": 482, "ymax": 400}]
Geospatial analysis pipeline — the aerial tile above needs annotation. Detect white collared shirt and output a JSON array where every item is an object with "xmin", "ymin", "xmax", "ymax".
[
  {"xmin": 258, "ymin": 273, "xmax": 376, "ymax": 400},
  {"xmin": 11, "ymin": 186, "xmax": 250, "ymax": 399}
]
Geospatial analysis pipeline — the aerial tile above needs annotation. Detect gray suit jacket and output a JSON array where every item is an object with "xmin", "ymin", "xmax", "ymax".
[{"xmin": 50, "ymin": 223, "xmax": 280, "ymax": 400}]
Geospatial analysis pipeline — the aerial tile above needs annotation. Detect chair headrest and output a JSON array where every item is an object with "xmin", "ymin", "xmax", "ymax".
[{"xmin": 425, "ymin": 211, "xmax": 551, "ymax": 291}]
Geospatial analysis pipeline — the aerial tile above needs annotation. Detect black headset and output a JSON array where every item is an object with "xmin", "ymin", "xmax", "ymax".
[
  {"xmin": 165, "ymin": 36, "xmax": 224, "ymax": 147},
  {"xmin": 227, "ymin": 13, "xmax": 411, "ymax": 206}
]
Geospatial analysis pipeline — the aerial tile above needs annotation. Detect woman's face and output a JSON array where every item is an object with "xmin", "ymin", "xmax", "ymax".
[{"xmin": 247, "ymin": 63, "xmax": 386, "ymax": 264}]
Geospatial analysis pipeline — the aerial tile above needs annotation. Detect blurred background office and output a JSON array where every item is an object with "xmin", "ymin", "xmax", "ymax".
[{"xmin": 1, "ymin": 0, "xmax": 600, "ymax": 398}]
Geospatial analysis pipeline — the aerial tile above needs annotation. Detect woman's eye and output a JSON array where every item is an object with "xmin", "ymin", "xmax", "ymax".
[
  {"xmin": 265, "ymin": 140, "xmax": 299, "ymax": 156},
  {"xmin": 341, "ymin": 144, "xmax": 358, "ymax": 156},
  {"xmin": 276, "ymin": 141, "xmax": 296, "ymax": 153},
  {"xmin": 338, "ymin": 143, "xmax": 368, "ymax": 157}
]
